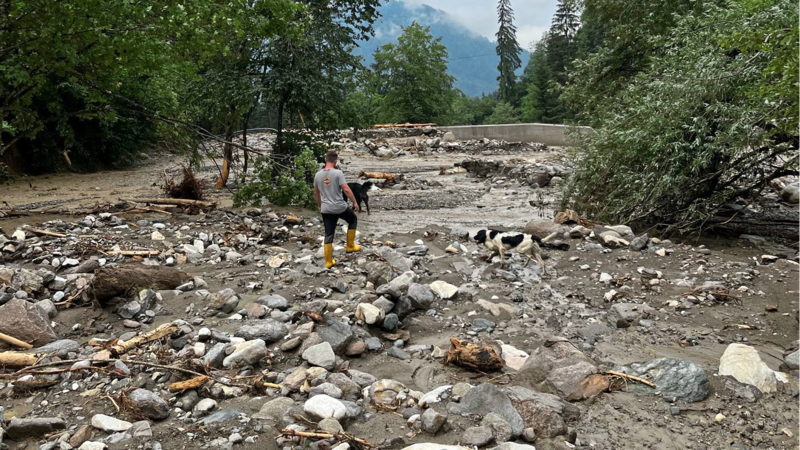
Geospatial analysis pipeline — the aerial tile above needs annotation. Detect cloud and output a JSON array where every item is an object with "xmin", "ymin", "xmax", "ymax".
[{"xmin": 400, "ymin": 0, "xmax": 557, "ymax": 46}]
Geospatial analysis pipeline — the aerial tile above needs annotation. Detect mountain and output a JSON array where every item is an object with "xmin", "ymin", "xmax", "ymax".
[{"xmin": 353, "ymin": 1, "xmax": 530, "ymax": 98}]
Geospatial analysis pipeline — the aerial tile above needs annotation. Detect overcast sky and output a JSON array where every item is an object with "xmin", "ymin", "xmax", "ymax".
[{"xmin": 402, "ymin": 0, "xmax": 558, "ymax": 51}]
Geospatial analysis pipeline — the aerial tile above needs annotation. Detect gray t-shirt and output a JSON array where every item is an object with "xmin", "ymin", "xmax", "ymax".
[{"xmin": 314, "ymin": 168, "xmax": 348, "ymax": 214}]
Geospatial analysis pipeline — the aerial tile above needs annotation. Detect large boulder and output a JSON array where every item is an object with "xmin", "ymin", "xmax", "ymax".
[
  {"xmin": 516, "ymin": 337, "xmax": 598, "ymax": 401},
  {"xmin": 0, "ymin": 298, "xmax": 57, "ymax": 346},
  {"xmin": 0, "ymin": 267, "xmax": 44, "ymax": 294},
  {"xmin": 523, "ymin": 221, "xmax": 566, "ymax": 238},
  {"xmin": 617, "ymin": 358, "xmax": 709, "ymax": 402},
  {"xmin": 447, "ymin": 383, "xmax": 524, "ymax": 437},
  {"xmin": 235, "ymin": 320, "xmax": 288, "ymax": 343},
  {"xmin": 719, "ymin": 343, "xmax": 781, "ymax": 393},
  {"xmin": 316, "ymin": 317, "xmax": 354, "ymax": 355}
]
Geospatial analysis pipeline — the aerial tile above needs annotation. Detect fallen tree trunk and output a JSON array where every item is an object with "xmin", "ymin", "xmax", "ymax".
[
  {"xmin": 120, "ymin": 198, "xmax": 216, "ymax": 209},
  {"xmin": 372, "ymin": 123, "xmax": 436, "ymax": 129},
  {"xmin": 0, "ymin": 351, "xmax": 40, "ymax": 367},
  {"xmin": 111, "ymin": 323, "xmax": 180, "ymax": 355},
  {"xmin": 92, "ymin": 266, "xmax": 188, "ymax": 301}
]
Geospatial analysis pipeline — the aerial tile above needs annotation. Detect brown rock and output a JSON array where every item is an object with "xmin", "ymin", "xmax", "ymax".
[
  {"xmin": 69, "ymin": 425, "xmax": 93, "ymax": 447},
  {"xmin": 569, "ymin": 374, "xmax": 610, "ymax": 401},
  {"xmin": 0, "ymin": 298, "xmax": 57, "ymax": 346},
  {"xmin": 245, "ymin": 303, "xmax": 268, "ymax": 318},
  {"xmin": 346, "ymin": 341, "xmax": 367, "ymax": 357},
  {"xmin": 516, "ymin": 337, "xmax": 598, "ymax": 401}
]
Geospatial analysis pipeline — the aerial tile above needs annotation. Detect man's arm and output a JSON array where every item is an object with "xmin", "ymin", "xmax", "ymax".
[
  {"xmin": 314, "ymin": 186, "xmax": 322, "ymax": 211},
  {"xmin": 341, "ymin": 184, "xmax": 359, "ymax": 212}
]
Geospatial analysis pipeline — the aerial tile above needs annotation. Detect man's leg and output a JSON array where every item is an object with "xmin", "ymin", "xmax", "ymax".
[
  {"xmin": 322, "ymin": 213, "xmax": 338, "ymax": 268},
  {"xmin": 343, "ymin": 208, "xmax": 361, "ymax": 253}
]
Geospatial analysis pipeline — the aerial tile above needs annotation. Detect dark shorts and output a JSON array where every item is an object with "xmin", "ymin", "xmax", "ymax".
[{"xmin": 322, "ymin": 208, "xmax": 357, "ymax": 238}]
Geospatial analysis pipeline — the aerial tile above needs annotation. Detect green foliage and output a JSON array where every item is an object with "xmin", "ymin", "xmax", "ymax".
[
  {"xmin": 442, "ymin": 94, "xmax": 499, "ymax": 125},
  {"xmin": 485, "ymin": 102, "xmax": 520, "ymax": 124},
  {"xmin": 235, "ymin": 148, "xmax": 320, "ymax": 209},
  {"xmin": 520, "ymin": 39, "xmax": 564, "ymax": 123},
  {"xmin": 561, "ymin": 0, "xmax": 799, "ymax": 230},
  {"xmin": 370, "ymin": 23, "xmax": 457, "ymax": 124},
  {"xmin": 495, "ymin": 0, "xmax": 522, "ymax": 103}
]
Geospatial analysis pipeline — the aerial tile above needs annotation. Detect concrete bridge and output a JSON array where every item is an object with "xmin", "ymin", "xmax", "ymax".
[{"xmin": 442, "ymin": 123, "xmax": 592, "ymax": 147}]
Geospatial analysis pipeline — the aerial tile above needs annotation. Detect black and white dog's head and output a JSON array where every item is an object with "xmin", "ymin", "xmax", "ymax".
[
  {"xmin": 473, "ymin": 229, "xmax": 488, "ymax": 245},
  {"xmin": 361, "ymin": 181, "xmax": 381, "ymax": 193}
]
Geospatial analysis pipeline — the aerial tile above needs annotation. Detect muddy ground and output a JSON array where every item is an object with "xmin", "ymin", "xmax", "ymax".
[{"xmin": 0, "ymin": 134, "xmax": 798, "ymax": 450}]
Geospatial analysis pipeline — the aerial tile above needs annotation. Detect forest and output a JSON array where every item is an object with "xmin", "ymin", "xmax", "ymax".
[{"xmin": 1, "ymin": 0, "xmax": 797, "ymax": 228}]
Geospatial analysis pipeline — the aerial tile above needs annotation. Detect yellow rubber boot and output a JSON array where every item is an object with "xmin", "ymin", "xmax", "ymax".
[
  {"xmin": 346, "ymin": 229, "xmax": 361, "ymax": 253},
  {"xmin": 324, "ymin": 243, "xmax": 336, "ymax": 268}
]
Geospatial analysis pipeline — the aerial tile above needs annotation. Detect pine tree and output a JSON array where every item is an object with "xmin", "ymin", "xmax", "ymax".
[
  {"xmin": 547, "ymin": 0, "xmax": 580, "ymax": 85},
  {"xmin": 551, "ymin": 0, "xmax": 580, "ymax": 40},
  {"xmin": 495, "ymin": 0, "xmax": 522, "ymax": 103},
  {"xmin": 520, "ymin": 37, "xmax": 563, "ymax": 123}
]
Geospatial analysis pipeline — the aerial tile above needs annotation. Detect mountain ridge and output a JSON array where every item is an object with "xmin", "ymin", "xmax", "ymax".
[{"xmin": 354, "ymin": 1, "xmax": 530, "ymax": 97}]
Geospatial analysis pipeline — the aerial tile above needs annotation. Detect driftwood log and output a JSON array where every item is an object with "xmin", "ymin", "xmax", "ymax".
[
  {"xmin": 92, "ymin": 266, "xmax": 189, "ymax": 301},
  {"xmin": 0, "ymin": 351, "xmax": 41, "ymax": 367},
  {"xmin": 120, "ymin": 198, "xmax": 215, "ymax": 209}
]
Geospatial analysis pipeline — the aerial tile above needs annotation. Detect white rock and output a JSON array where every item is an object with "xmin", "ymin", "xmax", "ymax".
[
  {"xmin": 418, "ymin": 385, "xmax": 452, "ymax": 407},
  {"xmin": 12, "ymin": 229, "xmax": 26, "ymax": 241},
  {"xmin": 193, "ymin": 239, "xmax": 205, "ymax": 253},
  {"xmin": 304, "ymin": 394, "xmax": 347, "ymax": 420},
  {"xmin": 599, "ymin": 273, "xmax": 613, "ymax": 283},
  {"xmin": 194, "ymin": 398, "xmax": 218, "ymax": 415},
  {"xmin": 355, "ymin": 303, "xmax": 385, "ymax": 325},
  {"xmin": 79, "ymin": 442, "xmax": 108, "ymax": 450},
  {"xmin": 400, "ymin": 445, "xmax": 469, "ymax": 450},
  {"xmin": 429, "ymin": 280, "xmax": 458, "ymax": 299},
  {"xmin": 500, "ymin": 344, "xmax": 529, "ymax": 371},
  {"xmin": 91, "ymin": 414, "xmax": 132, "ymax": 432},
  {"xmin": 151, "ymin": 231, "xmax": 164, "ymax": 241},
  {"xmin": 223, "ymin": 339, "xmax": 267, "ymax": 369},
  {"xmin": 719, "ymin": 343, "xmax": 780, "ymax": 393}
]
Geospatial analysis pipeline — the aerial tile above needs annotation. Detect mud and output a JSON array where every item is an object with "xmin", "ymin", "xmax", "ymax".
[{"xmin": 0, "ymin": 134, "xmax": 798, "ymax": 450}]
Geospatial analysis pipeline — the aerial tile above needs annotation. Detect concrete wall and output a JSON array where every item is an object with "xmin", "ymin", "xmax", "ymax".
[{"xmin": 442, "ymin": 123, "xmax": 592, "ymax": 147}]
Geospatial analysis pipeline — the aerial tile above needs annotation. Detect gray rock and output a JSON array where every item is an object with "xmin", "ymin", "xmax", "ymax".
[
  {"xmin": 523, "ymin": 220, "xmax": 566, "ymax": 238},
  {"xmin": 348, "ymin": 369, "xmax": 377, "ymax": 388},
  {"xmin": 177, "ymin": 390, "xmax": 200, "ymax": 411},
  {"xmin": 302, "ymin": 342, "xmax": 336, "ymax": 370},
  {"xmin": 365, "ymin": 261, "xmax": 393, "ymax": 286},
  {"xmin": 223, "ymin": 339, "xmax": 267, "ymax": 368},
  {"xmin": 128, "ymin": 389, "xmax": 170, "ymax": 420},
  {"xmin": 379, "ymin": 247, "xmax": 411, "ymax": 273},
  {"xmin": 364, "ymin": 337, "xmax": 383, "ymax": 352},
  {"xmin": 420, "ymin": 408, "xmax": 447, "ymax": 434},
  {"xmin": 482, "ymin": 412, "xmax": 513, "ymax": 443},
  {"xmin": 513, "ymin": 391, "xmax": 572, "ymax": 438},
  {"xmin": 463, "ymin": 426, "xmax": 494, "ymax": 447},
  {"xmin": 200, "ymin": 409, "xmax": 242, "ymax": 425},
  {"xmin": 407, "ymin": 283, "xmax": 434, "ymax": 309},
  {"xmin": 784, "ymin": 350, "xmax": 799, "ymax": 370},
  {"xmin": 256, "ymin": 294, "xmax": 289, "ymax": 310},
  {"xmin": 309, "ymin": 382, "xmax": 343, "ymax": 399},
  {"xmin": 254, "ymin": 397, "xmax": 294, "ymax": 422},
  {"xmin": 516, "ymin": 337, "xmax": 598, "ymax": 401},
  {"xmin": 210, "ymin": 291, "xmax": 239, "ymax": 313},
  {"xmin": 0, "ymin": 298, "xmax": 57, "ymax": 346},
  {"xmin": 0, "ymin": 267, "xmax": 44, "ymax": 293},
  {"xmin": 629, "ymin": 234, "xmax": 649, "ymax": 251},
  {"xmin": 31, "ymin": 339, "xmax": 79, "ymax": 356},
  {"xmin": 619, "ymin": 358, "xmax": 709, "ymax": 402},
  {"xmin": 36, "ymin": 299, "xmax": 57, "ymax": 319},
  {"xmin": 608, "ymin": 303, "xmax": 647, "ymax": 329},
  {"xmin": 318, "ymin": 417, "xmax": 344, "ymax": 434},
  {"xmin": 326, "ymin": 373, "xmax": 362, "ymax": 400},
  {"xmin": 118, "ymin": 301, "xmax": 141, "ymax": 319},
  {"xmin": 391, "ymin": 296, "xmax": 415, "ymax": 319},
  {"xmin": 62, "ymin": 259, "xmax": 100, "ymax": 275},
  {"xmin": 6, "ymin": 417, "xmax": 67, "ymax": 439},
  {"xmin": 382, "ymin": 313, "xmax": 400, "ymax": 331},
  {"xmin": 317, "ymin": 318, "xmax": 354, "ymax": 354},
  {"xmin": 387, "ymin": 346, "xmax": 411, "ymax": 360},
  {"xmin": 376, "ymin": 271, "xmax": 415, "ymax": 300},
  {"xmin": 235, "ymin": 320, "xmax": 288, "ymax": 343},
  {"xmin": 203, "ymin": 343, "xmax": 229, "ymax": 368},
  {"xmin": 447, "ymin": 383, "xmax": 524, "ymax": 436}
]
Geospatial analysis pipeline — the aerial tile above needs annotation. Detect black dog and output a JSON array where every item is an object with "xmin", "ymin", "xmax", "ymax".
[{"xmin": 342, "ymin": 181, "xmax": 380, "ymax": 214}]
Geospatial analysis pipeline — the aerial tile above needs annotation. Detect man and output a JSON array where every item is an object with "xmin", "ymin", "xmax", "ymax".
[{"xmin": 313, "ymin": 151, "xmax": 361, "ymax": 268}]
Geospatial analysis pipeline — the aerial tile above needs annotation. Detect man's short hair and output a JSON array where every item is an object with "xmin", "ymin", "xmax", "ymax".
[{"xmin": 325, "ymin": 151, "xmax": 338, "ymax": 163}]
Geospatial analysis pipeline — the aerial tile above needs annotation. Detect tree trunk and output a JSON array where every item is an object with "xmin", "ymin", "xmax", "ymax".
[
  {"xmin": 92, "ymin": 266, "xmax": 189, "ymax": 301},
  {"xmin": 275, "ymin": 99, "xmax": 285, "ymax": 157},
  {"xmin": 216, "ymin": 106, "xmax": 236, "ymax": 189},
  {"xmin": 241, "ymin": 108, "xmax": 254, "ymax": 183}
]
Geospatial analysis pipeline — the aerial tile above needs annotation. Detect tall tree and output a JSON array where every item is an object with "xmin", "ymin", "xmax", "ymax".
[
  {"xmin": 520, "ymin": 38, "xmax": 562, "ymax": 123},
  {"xmin": 547, "ymin": 0, "xmax": 580, "ymax": 85},
  {"xmin": 495, "ymin": 0, "xmax": 522, "ymax": 103},
  {"xmin": 370, "ymin": 22, "xmax": 456, "ymax": 123}
]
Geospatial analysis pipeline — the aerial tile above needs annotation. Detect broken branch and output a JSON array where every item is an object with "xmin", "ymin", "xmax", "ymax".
[
  {"xmin": 0, "ymin": 332, "xmax": 33, "ymax": 350},
  {"xmin": 120, "ymin": 197, "xmax": 215, "ymax": 208},
  {"xmin": 605, "ymin": 370, "xmax": 656, "ymax": 388}
]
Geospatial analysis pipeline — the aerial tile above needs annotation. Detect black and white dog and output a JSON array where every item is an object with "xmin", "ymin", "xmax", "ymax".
[
  {"xmin": 342, "ymin": 181, "xmax": 380, "ymax": 214},
  {"xmin": 473, "ymin": 229, "xmax": 547, "ymax": 274}
]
